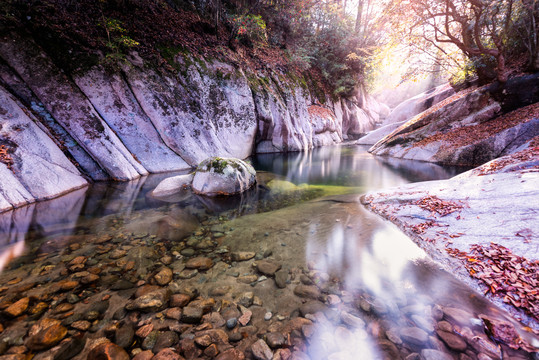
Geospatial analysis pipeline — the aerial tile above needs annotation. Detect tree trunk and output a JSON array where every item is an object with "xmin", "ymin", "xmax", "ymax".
[{"xmin": 355, "ymin": 0, "xmax": 363, "ymax": 33}]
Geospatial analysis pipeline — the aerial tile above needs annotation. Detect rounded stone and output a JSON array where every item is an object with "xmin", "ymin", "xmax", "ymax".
[
  {"xmin": 266, "ymin": 332, "xmax": 286, "ymax": 349},
  {"xmin": 87, "ymin": 342, "xmax": 129, "ymax": 360},
  {"xmin": 400, "ymin": 327, "xmax": 428, "ymax": 346},
  {"xmin": 115, "ymin": 324, "xmax": 135, "ymax": 349},
  {"xmin": 226, "ymin": 318, "xmax": 237, "ymax": 329},
  {"xmin": 293, "ymin": 285, "xmax": 320, "ymax": 300},
  {"xmin": 251, "ymin": 339, "xmax": 273, "ymax": 360},
  {"xmin": 255, "ymin": 260, "xmax": 281, "ymax": 277},
  {"xmin": 26, "ymin": 318, "xmax": 68, "ymax": 351},
  {"xmin": 230, "ymin": 252, "xmax": 256, "ymax": 261},
  {"xmin": 4, "ymin": 297, "xmax": 29, "ymax": 317},
  {"xmin": 192, "ymin": 157, "xmax": 256, "ymax": 196},
  {"xmin": 436, "ymin": 330, "xmax": 467, "ymax": 351},
  {"xmin": 185, "ymin": 257, "xmax": 214, "ymax": 270},
  {"xmin": 152, "ymin": 348, "xmax": 182, "ymax": 360},
  {"xmin": 420, "ymin": 349, "xmax": 453, "ymax": 360},
  {"xmin": 181, "ymin": 306, "xmax": 203, "ymax": 324},
  {"xmin": 154, "ymin": 267, "xmax": 173, "ymax": 286},
  {"xmin": 153, "ymin": 331, "xmax": 179, "ymax": 353}
]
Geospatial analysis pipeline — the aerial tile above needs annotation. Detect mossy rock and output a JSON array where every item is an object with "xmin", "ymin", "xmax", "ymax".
[{"xmin": 192, "ymin": 157, "xmax": 256, "ymax": 196}]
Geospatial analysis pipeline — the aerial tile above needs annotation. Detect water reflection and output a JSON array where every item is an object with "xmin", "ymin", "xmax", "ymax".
[
  {"xmin": 0, "ymin": 146, "xmax": 534, "ymax": 359},
  {"xmin": 302, "ymin": 199, "xmax": 538, "ymax": 359},
  {"xmin": 253, "ymin": 144, "xmax": 468, "ymax": 187}
]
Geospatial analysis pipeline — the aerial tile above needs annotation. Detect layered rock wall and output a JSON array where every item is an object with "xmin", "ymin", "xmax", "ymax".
[
  {"xmin": 369, "ymin": 82, "xmax": 539, "ymax": 166},
  {"xmin": 0, "ymin": 33, "xmax": 385, "ymax": 212}
]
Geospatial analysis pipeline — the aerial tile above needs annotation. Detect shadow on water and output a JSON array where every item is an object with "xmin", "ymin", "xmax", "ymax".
[{"xmin": 0, "ymin": 145, "xmax": 536, "ymax": 359}]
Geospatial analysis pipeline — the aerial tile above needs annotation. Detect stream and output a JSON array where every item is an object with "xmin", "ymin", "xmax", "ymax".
[{"xmin": 0, "ymin": 145, "xmax": 536, "ymax": 359}]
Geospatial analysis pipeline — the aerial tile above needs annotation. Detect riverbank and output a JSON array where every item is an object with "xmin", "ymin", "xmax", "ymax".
[
  {"xmin": 0, "ymin": 146, "xmax": 537, "ymax": 359},
  {"xmin": 362, "ymin": 136, "xmax": 539, "ymax": 332}
]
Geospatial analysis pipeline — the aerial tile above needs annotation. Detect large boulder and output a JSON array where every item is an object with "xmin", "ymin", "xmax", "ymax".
[
  {"xmin": 363, "ymin": 138, "xmax": 539, "ymax": 329},
  {"xmin": 356, "ymin": 120, "xmax": 406, "ymax": 145},
  {"xmin": 381, "ymin": 83, "xmax": 455, "ymax": 126},
  {"xmin": 0, "ymin": 86, "xmax": 88, "ymax": 213},
  {"xmin": 0, "ymin": 33, "xmax": 148, "ymax": 181},
  {"xmin": 149, "ymin": 174, "xmax": 194, "ymax": 202},
  {"xmin": 369, "ymin": 84, "xmax": 539, "ymax": 166},
  {"xmin": 192, "ymin": 157, "xmax": 256, "ymax": 196},
  {"xmin": 123, "ymin": 54, "xmax": 258, "ymax": 166},
  {"xmin": 254, "ymin": 73, "xmax": 314, "ymax": 153},
  {"xmin": 308, "ymin": 105, "xmax": 342, "ymax": 147}
]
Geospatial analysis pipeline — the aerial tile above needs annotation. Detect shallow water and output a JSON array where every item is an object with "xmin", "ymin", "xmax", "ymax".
[{"xmin": 0, "ymin": 145, "xmax": 536, "ymax": 359}]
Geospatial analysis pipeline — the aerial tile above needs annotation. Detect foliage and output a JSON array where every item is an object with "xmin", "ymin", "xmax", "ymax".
[
  {"xmin": 387, "ymin": 0, "xmax": 533, "ymax": 85},
  {"xmin": 250, "ymin": 0, "xmax": 372, "ymax": 97},
  {"xmin": 229, "ymin": 14, "xmax": 267, "ymax": 45},
  {"xmin": 99, "ymin": 16, "xmax": 139, "ymax": 67}
]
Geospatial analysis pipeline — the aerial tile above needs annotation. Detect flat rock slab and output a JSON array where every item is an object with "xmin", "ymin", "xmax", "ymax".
[{"xmin": 363, "ymin": 151, "xmax": 539, "ymax": 329}]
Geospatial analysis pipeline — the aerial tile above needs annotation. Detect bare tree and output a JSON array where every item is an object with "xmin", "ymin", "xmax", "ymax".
[{"xmin": 410, "ymin": 0, "xmax": 516, "ymax": 83}]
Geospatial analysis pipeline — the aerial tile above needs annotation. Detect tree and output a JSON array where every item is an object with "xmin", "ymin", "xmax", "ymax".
[
  {"xmin": 518, "ymin": 0, "xmax": 539, "ymax": 70},
  {"xmin": 406, "ymin": 0, "xmax": 518, "ymax": 84}
]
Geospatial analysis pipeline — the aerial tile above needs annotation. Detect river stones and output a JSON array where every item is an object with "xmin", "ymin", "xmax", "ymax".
[
  {"xmin": 181, "ymin": 306, "xmax": 203, "ymax": 324},
  {"xmin": 231, "ymin": 251, "xmax": 256, "ymax": 261},
  {"xmin": 293, "ymin": 285, "xmax": 320, "ymax": 300},
  {"xmin": 442, "ymin": 307, "xmax": 473, "ymax": 326},
  {"xmin": 185, "ymin": 257, "xmax": 213, "ymax": 270},
  {"xmin": 115, "ymin": 324, "xmax": 135, "ymax": 349},
  {"xmin": 136, "ymin": 324, "xmax": 154, "ymax": 338},
  {"xmin": 251, "ymin": 339, "xmax": 273, "ymax": 360},
  {"xmin": 88, "ymin": 342, "xmax": 129, "ymax": 360},
  {"xmin": 400, "ymin": 327, "xmax": 429, "ymax": 346},
  {"xmin": 4, "ymin": 297, "xmax": 29, "ymax": 317},
  {"xmin": 299, "ymin": 300, "xmax": 327, "ymax": 316},
  {"xmin": 153, "ymin": 331, "xmax": 179, "ymax": 353},
  {"xmin": 127, "ymin": 289, "xmax": 170, "ymax": 312},
  {"xmin": 165, "ymin": 307, "xmax": 182, "ymax": 320},
  {"xmin": 170, "ymin": 294, "xmax": 191, "ymax": 308},
  {"xmin": 436, "ymin": 330, "xmax": 467, "ymax": 351},
  {"xmin": 420, "ymin": 349, "xmax": 453, "ymax": 360},
  {"xmin": 236, "ymin": 292, "xmax": 254, "ymax": 307},
  {"xmin": 152, "ymin": 348, "xmax": 182, "ymax": 360},
  {"xmin": 71, "ymin": 320, "xmax": 91, "ymax": 331},
  {"xmin": 238, "ymin": 309, "xmax": 252, "ymax": 326},
  {"xmin": 25, "ymin": 318, "xmax": 67, "ymax": 350},
  {"xmin": 192, "ymin": 157, "xmax": 256, "ymax": 196},
  {"xmin": 266, "ymin": 332, "xmax": 286, "ymax": 349},
  {"xmin": 154, "ymin": 267, "xmax": 173, "ymax": 286},
  {"xmin": 132, "ymin": 350, "xmax": 153, "ymax": 360},
  {"xmin": 255, "ymin": 260, "xmax": 281, "ymax": 276},
  {"xmin": 274, "ymin": 270, "xmax": 288, "ymax": 288}
]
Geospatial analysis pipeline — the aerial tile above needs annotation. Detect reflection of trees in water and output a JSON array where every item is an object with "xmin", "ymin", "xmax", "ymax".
[
  {"xmin": 254, "ymin": 145, "xmax": 467, "ymax": 189},
  {"xmin": 374, "ymin": 156, "xmax": 471, "ymax": 183},
  {"xmin": 305, "ymin": 203, "xmax": 382, "ymax": 290}
]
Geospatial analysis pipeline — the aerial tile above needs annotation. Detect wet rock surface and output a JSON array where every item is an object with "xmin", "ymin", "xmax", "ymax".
[
  {"xmin": 0, "ymin": 147, "xmax": 536, "ymax": 360},
  {"xmin": 192, "ymin": 157, "xmax": 257, "ymax": 197},
  {"xmin": 363, "ymin": 141, "xmax": 539, "ymax": 331},
  {"xmin": 369, "ymin": 83, "xmax": 539, "ymax": 167}
]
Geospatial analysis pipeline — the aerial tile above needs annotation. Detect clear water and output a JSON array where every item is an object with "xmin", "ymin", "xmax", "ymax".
[{"xmin": 0, "ymin": 145, "xmax": 536, "ymax": 359}]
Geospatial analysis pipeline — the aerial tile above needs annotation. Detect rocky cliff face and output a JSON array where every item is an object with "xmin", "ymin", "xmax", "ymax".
[
  {"xmin": 0, "ymin": 33, "xmax": 385, "ymax": 212},
  {"xmin": 369, "ymin": 79, "xmax": 539, "ymax": 166}
]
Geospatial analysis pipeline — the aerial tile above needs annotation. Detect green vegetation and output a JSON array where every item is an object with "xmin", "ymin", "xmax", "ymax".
[
  {"xmin": 1, "ymin": 0, "xmax": 535, "ymax": 97},
  {"xmin": 209, "ymin": 158, "xmax": 229, "ymax": 174},
  {"xmin": 99, "ymin": 17, "xmax": 139, "ymax": 67}
]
